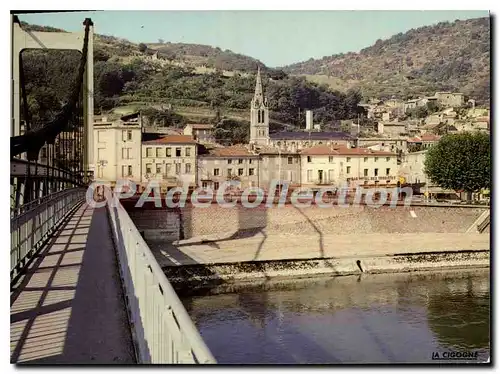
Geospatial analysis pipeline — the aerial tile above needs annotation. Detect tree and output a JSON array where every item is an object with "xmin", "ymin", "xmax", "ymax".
[
  {"xmin": 424, "ymin": 132, "xmax": 490, "ymax": 198},
  {"xmin": 158, "ymin": 38, "xmax": 164, "ymax": 44},
  {"xmin": 138, "ymin": 43, "xmax": 147, "ymax": 53}
]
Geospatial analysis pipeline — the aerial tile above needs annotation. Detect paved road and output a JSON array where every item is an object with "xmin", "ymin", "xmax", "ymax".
[
  {"xmin": 10, "ymin": 204, "xmax": 135, "ymax": 364},
  {"xmin": 149, "ymin": 232, "xmax": 490, "ymax": 267}
]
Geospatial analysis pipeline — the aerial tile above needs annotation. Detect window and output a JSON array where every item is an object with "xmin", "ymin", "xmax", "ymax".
[
  {"xmin": 364, "ymin": 181, "xmax": 368, "ymax": 185},
  {"xmin": 185, "ymin": 163, "xmax": 191, "ymax": 173},
  {"xmin": 176, "ymin": 148, "xmax": 181, "ymax": 157},
  {"xmin": 386, "ymin": 157, "xmax": 390, "ymax": 162},
  {"xmin": 374, "ymin": 168, "xmax": 379, "ymax": 177},
  {"xmin": 98, "ymin": 131, "xmax": 105, "ymax": 142},
  {"xmin": 214, "ymin": 168, "xmax": 220, "ymax": 176},
  {"xmin": 175, "ymin": 163, "xmax": 181, "ymax": 174},
  {"xmin": 122, "ymin": 148, "xmax": 131, "ymax": 159},
  {"xmin": 202, "ymin": 181, "xmax": 208, "ymax": 188},
  {"xmin": 98, "ymin": 148, "xmax": 106, "ymax": 161},
  {"xmin": 186, "ymin": 148, "xmax": 191, "ymax": 157},
  {"xmin": 156, "ymin": 164, "xmax": 162, "ymax": 174},
  {"xmin": 249, "ymin": 159, "xmax": 253, "ymax": 164},
  {"xmin": 346, "ymin": 157, "xmax": 351, "ymax": 162},
  {"xmin": 374, "ymin": 180, "xmax": 379, "ymax": 186},
  {"xmin": 346, "ymin": 166, "xmax": 351, "ymax": 174},
  {"xmin": 238, "ymin": 168, "xmax": 244, "ymax": 176},
  {"xmin": 146, "ymin": 147, "xmax": 153, "ymax": 157},
  {"xmin": 146, "ymin": 164, "xmax": 152, "ymax": 174},
  {"xmin": 364, "ymin": 169, "xmax": 368, "ymax": 177},
  {"xmin": 122, "ymin": 165, "xmax": 127, "ymax": 177},
  {"xmin": 122, "ymin": 130, "xmax": 132, "ymax": 141},
  {"xmin": 307, "ymin": 170, "xmax": 313, "ymax": 182},
  {"xmin": 329, "ymin": 156, "xmax": 334, "ymax": 163},
  {"xmin": 228, "ymin": 159, "xmax": 232, "ymax": 164},
  {"xmin": 374, "ymin": 157, "xmax": 379, "ymax": 162},
  {"xmin": 288, "ymin": 157, "xmax": 293, "ymax": 164},
  {"xmin": 386, "ymin": 180, "xmax": 391, "ymax": 185},
  {"xmin": 214, "ymin": 182, "xmax": 220, "ymax": 191},
  {"xmin": 166, "ymin": 164, "xmax": 172, "ymax": 175},
  {"xmin": 386, "ymin": 168, "xmax": 390, "ymax": 176},
  {"xmin": 41, "ymin": 147, "xmax": 47, "ymax": 158},
  {"xmin": 364, "ymin": 157, "xmax": 368, "ymax": 162},
  {"xmin": 166, "ymin": 148, "xmax": 172, "ymax": 157},
  {"xmin": 328, "ymin": 169, "xmax": 334, "ymax": 182},
  {"xmin": 227, "ymin": 169, "xmax": 232, "ymax": 177},
  {"xmin": 249, "ymin": 168, "xmax": 255, "ymax": 176},
  {"xmin": 238, "ymin": 159, "xmax": 243, "ymax": 164},
  {"xmin": 156, "ymin": 148, "xmax": 163, "ymax": 158},
  {"xmin": 307, "ymin": 156, "xmax": 312, "ymax": 163}
]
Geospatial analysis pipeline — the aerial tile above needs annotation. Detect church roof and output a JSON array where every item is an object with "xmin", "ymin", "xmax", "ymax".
[{"xmin": 269, "ymin": 131, "xmax": 353, "ymax": 140}]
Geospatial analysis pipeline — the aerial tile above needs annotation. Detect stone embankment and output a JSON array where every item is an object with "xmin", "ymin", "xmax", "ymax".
[
  {"xmin": 127, "ymin": 204, "xmax": 490, "ymax": 291},
  {"xmin": 129, "ymin": 204, "xmax": 488, "ymax": 241}
]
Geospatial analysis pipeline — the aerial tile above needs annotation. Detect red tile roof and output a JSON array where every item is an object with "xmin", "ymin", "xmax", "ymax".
[
  {"xmin": 300, "ymin": 145, "xmax": 395, "ymax": 156},
  {"xmin": 202, "ymin": 145, "xmax": 257, "ymax": 158},
  {"xmin": 142, "ymin": 135, "xmax": 196, "ymax": 145},
  {"xmin": 408, "ymin": 134, "xmax": 441, "ymax": 142}
]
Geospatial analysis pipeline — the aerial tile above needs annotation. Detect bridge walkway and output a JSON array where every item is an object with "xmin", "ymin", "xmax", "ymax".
[{"xmin": 10, "ymin": 203, "xmax": 136, "ymax": 364}]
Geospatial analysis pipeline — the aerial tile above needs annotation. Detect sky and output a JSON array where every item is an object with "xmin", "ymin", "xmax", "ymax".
[{"xmin": 19, "ymin": 10, "xmax": 489, "ymax": 67}]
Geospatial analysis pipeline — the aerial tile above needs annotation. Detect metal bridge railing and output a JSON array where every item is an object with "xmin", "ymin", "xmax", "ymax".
[
  {"xmin": 10, "ymin": 188, "xmax": 86, "ymax": 281},
  {"xmin": 107, "ymin": 201, "xmax": 216, "ymax": 364}
]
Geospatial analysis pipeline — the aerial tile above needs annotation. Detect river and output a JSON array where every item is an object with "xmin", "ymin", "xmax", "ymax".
[{"xmin": 180, "ymin": 269, "xmax": 490, "ymax": 364}]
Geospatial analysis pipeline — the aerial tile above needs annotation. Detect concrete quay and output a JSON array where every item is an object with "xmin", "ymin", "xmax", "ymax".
[{"xmin": 148, "ymin": 232, "xmax": 490, "ymax": 289}]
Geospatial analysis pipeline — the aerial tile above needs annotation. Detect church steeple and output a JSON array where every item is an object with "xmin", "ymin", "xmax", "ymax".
[
  {"xmin": 252, "ymin": 66, "xmax": 268, "ymax": 109},
  {"xmin": 249, "ymin": 66, "xmax": 269, "ymax": 145}
]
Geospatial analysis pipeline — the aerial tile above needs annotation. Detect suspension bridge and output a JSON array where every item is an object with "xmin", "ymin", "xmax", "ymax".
[{"xmin": 10, "ymin": 14, "xmax": 215, "ymax": 364}]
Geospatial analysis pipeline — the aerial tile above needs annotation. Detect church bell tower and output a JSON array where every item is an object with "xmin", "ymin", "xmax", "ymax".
[{"xmin": 249, "ymin": 66, "xmax": 269, "ymax": 145}]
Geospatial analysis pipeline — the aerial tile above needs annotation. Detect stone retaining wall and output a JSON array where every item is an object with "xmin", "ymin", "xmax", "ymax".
[{"xmin": 127, "ymin": 205, "xmax": 487, "ymax": 241}]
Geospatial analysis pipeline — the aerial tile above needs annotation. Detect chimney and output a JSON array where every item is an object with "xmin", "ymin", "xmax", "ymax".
[{"xmin": 306, "ymin": 110, "xmax": 313, "ymax": 131}]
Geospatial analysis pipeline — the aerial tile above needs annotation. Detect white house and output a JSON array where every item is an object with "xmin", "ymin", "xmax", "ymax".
[
  {"xmin": 93, "ymin": 114, "xmax": 142, "ymax": 184},
  {"xmin": 299, "ymin": 145, "xmax": 398, "ymax": 189}
]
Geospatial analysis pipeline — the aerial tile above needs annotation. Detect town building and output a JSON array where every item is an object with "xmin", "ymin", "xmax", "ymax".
[
  {"xmin": 299, "ymin": 145, "xmax": 398, "ymax": 189},
  {"xmin": 377, "ymin": 121, "xmax": 407, "ymax": 137},
  {"xmin": 434, "ymin": 92, "xmax": 465, "ymax": 108},
  {"xmin": 356, "ymin": 137, "xmax": 408, "ymax": 154},
  {"xmin": 399, "ymin": 150, "xmax": 456, "ymax": 199},
  {"xmin": 93, "ymin": 113, "xmax": 142, "ymax": 184},
  {"xmin": 141, "ymin": 135, "xmax": 197, "ymax": 190},
  {"xmin": 183, "ymin": 123, "xmax": 216, "ymax": 144},
  {"xmin": 197, "ymin": 145, "xmax": 259, "ymax": 190},
  {"xmin": 256, "ymin": 146, "xmax": 302, "ymax": 190},
  {"xmin": 407, "ymin": 134, "xmax": 441, "ymax": 152}
]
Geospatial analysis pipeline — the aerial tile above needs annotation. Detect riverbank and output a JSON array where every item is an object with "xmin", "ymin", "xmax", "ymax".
[{"xmin": 153, "ymin": 232, "xmax": 490, "ymax": 293}]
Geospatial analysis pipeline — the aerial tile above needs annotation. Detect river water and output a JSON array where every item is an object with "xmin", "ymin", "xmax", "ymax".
[{"xmin": 181, "ymin": 269, "xmax": 490, "ymax": 364}]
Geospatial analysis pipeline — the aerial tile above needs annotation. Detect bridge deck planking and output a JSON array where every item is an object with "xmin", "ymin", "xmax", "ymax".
[{"xmin": 10, "ymin": 204, "xmax": 135, "ymax": 364}]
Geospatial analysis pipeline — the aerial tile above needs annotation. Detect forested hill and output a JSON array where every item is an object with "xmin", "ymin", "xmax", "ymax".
[
  {"xmin": 282, "ymin": 17, "xmax": 490, "ymax": 104},
  {"xmin": 18, "ymin": 21, "xmax": 365, "ymax": 142},
  {"xmin": 20, "ymin": 21, "xmax": 269, "ymax": 73}
]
